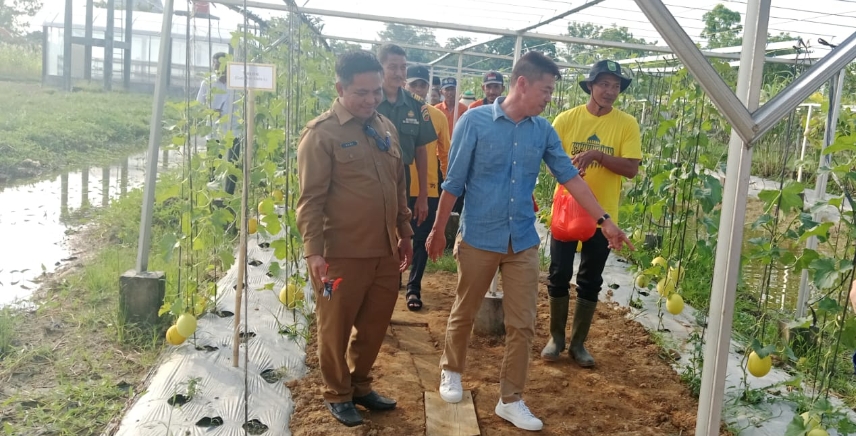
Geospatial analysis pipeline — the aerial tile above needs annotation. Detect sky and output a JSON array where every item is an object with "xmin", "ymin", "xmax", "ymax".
[{"xmin": 29, "ymin": 0, "xmax": 856, "ymax": 59}]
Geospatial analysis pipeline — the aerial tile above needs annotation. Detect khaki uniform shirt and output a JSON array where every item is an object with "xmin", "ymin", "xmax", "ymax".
[{"xmin": 296, "ymin": 99, "xmax": 414, "ymax": 259}]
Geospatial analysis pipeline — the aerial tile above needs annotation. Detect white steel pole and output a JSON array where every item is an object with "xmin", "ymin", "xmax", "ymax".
[
  {"xmin": 695, "ymin": 1, "xmax": 770, "ymax": 435},
  {"xmin": 135, "ymin": 0, "xmax": 175, "ymax": 272},
  {"xmin": 513, "ymin": 35, "xmax": 523, "ymax": 64},
  {"xmin": 796, "ymin": 104, "xmax": 816, "ymax": 183},
  {"xmin": 795, "ymin": 71, "xmax": 845, "ymax": 318}
]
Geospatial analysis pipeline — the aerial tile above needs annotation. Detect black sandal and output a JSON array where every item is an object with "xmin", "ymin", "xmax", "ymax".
[{"xmin": 406, "ymin": 293, "xmax": 423, "ymax": 311}]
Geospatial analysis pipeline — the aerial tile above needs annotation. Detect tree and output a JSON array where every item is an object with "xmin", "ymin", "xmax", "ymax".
[
  {"xmin": 377, "ymin": 23, "xmax": 440, "ymax": 64},
  {"xmin": 700, "ymin": 4, "xmax": 742, "ymax": 49},
  {"xmin": 0, "ymin": 0, "xmax": 42, "ymax": 38},
  {"xmin": 564, "ymin": 22, "xmax": 652, "ymax": 65},
  {"xmin": 445, "ymin": 36, "xmax": 472, "ymax": 50}
]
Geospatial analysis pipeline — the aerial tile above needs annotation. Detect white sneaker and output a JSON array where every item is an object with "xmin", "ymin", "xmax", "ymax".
[
  {"xmin": 439, "ymin": 369, "xmax": 463, "ymax": 403},
  {"xmin": 495, "ymin": 398, "xmax": 543, "ymax": 431}
]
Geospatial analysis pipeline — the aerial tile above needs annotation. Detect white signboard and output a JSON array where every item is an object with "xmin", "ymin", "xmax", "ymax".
[{"xmin": 227, "ymin": 63, "xmax": 277, "ymax": 92}]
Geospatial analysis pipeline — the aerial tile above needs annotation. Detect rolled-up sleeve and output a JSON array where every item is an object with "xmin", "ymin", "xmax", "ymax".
[
  {"xmin": 543, "ymin": 127, "xmax": 578, "ymax": 184},
  {"xmin": 295, "ymin": 127, "xmax": 331, "ymax": 258},
  {"xmin": 440, "ymin": 113, "xmax": 476, "ymax": 197}
]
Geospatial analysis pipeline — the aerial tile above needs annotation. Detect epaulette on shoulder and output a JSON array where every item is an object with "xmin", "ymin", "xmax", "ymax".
[
  {"xmin": 305, "ymin": 110, "xmax": 334, "ymax": 129},
  {"xmin": 403, "ymin": 89, "xmax": 423, "ymax": 104}
]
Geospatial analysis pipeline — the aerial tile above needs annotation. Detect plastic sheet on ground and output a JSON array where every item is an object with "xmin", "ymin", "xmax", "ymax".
[{"xmin": 113, "ymin": 228, "xmax": 310, "ymax": 436}]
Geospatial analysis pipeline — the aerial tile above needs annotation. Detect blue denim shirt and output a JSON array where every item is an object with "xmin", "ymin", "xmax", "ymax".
[{"xmin": 442, "ymin": 97, "xmax": 578, "ymax": 254}]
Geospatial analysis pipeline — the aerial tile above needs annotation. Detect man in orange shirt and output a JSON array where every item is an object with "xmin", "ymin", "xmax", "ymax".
[
  {"xmin": 434, "ymin": 77, "xmax": 468, "ymax": 134},
  {"xmin": 468, "ymin": 71, "xmax": 505, "ymax": 109}
]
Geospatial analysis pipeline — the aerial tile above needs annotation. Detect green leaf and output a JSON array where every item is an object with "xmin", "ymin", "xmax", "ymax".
[
  {"xmin": 821, "ymin": 135, "xmax": 856, "ymax": 154},
  {"xmin": 838, "ymin": 415, "xmax": 856, "ymax": 433},
  {"xmin": 268, "ymin": 261, "xmax": 282, "ymax": 278},
  {"xmin": 783, "ymin": 375, "xmax": 803, "ymax": 388},
  {"xmin": 181, "ymin": 212, "xmax": 191, "ymax": 236},
  {"xmin": 795, "ymin": 249, "xmax": 819, "ymax": 270},
  {"xmin": 158, "ymin": 233, "xmax": 179, "ymax": 262},
  {"xmin": 219, "ymin": 250, "xmax": 235, "ymax": 270},
  {"xmin": 262, "ymin": 213, "xmax": 282, "ymax": 235},
  {"xmin": 841, "ymin": 318, "xmax": 856, "ymax": 349},
  {"xmin": 799, "ymin": 222, "xmax": 834, "ymax": 243},
  {"xmin": 156, "ymin": 183, "xmax": 181, "ymax": 202},
  {"xmin": 784, "ymin": 413, "xmax": 807, "ymax": 436},
  {"xmin": 828, "ymin": 196, "xmax": 844, "ymax": 208},
  {"xmin": 271, "ymin": 239, "xmax": 289, "ymax": 260},
  {"xmin": 750, "ymin": 338, "xmax": 776, "ymax": 358},
  {"xmin": 694, "ymin": 174, "xmax": 722, "ymax": 213},
  {"xmin": 778, "ymin": 251, "xmax": 797, "ymax": 267},
  {"xmin": 757, "ymin": 189, "xmax": 781, "ymax": 213},
  {"xmin": 780, "ymin": 181, "xmax": 805, "ymax": 212},
  {"xmin": 816, "ymin": 296, "xmax": 841, "ymax": 314},
  {"xmin": 809, "ymin": 258, "xmax": 840, "ymax": 290}
]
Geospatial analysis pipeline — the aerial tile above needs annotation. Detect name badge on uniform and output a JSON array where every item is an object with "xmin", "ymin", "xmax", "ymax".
[
  {"xmin": 403, "ymin": 118, "xmax": 420, "ymax": 125},
  {"xmin": 340, "ymin": 141, "xmax": 358, "ymax": 148}
]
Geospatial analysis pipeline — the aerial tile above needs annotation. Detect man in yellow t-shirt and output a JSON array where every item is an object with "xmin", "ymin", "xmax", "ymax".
[
  {"xmin": 541, "ymin": 60, "xmax": 642, "ymax": 367},
  {"xmin": 404, "ymin": 65, "xmax": 451, "ymax": 310}
]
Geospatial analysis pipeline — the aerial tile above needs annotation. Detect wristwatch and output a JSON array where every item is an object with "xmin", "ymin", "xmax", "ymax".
[{"xmin": 597, "ymin": 213, "xmax": 611, "ymax": 225}]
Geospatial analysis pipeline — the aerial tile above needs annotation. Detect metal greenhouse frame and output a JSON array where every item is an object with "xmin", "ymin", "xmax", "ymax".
[{"xmin": 130, "ymin": 0, "xmax": 856, "ymax": 434}]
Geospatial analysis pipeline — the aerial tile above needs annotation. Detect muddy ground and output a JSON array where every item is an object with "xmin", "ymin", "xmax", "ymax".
[{"xmin": 288, "ymin": 270, "xmax": 730, "ymax": 436}]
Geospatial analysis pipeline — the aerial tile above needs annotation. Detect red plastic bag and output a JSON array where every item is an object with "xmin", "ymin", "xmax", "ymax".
[{"xmin": 550, "ymin": 187, "xmax": 597, "ymax": 242}]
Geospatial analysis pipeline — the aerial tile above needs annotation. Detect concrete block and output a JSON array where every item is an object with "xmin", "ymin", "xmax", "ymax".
[
  {"xmin": 473, "ymin": 291, "xmax": 505, "ymax": 337},
  {"xmin": 445, "ymin": 213, "xmax": 460, "ymax": 250},
  {"xmin": 120, "ymin": 270, "xmax": 166, "ymax": 327}
]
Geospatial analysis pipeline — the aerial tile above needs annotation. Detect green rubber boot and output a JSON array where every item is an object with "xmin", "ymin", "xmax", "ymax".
[
  {"xmin": 569, "ymin": 298, "xmax": 597, "ymax": 368},
  {"xmin": 540, "ymin": 295, "xmax": 570, "ymax": 362}
]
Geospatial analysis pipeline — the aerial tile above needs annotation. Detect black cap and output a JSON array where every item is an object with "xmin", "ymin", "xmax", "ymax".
[
  {"xmin": 432, "ymin": 76, "xmax": 441, "ymax": 86},
  {"xmin": 579, "ymin": 60, "xmax": 632, "ymax": 94},
  {"xmin": 482, "ymin": 71, "xmax": 504, "ymax": 85},
  {"xmin": 406, "ymin": 65, "xmax": 430, "ymax": 84}
]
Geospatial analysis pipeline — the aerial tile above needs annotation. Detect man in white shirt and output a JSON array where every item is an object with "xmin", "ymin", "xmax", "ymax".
[{"xmin": 197, "ymin": 52, "xmax": 241, "ymax": 196}]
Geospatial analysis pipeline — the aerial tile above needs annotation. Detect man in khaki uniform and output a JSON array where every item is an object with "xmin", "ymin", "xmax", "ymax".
[{"xmin": 296, "ymin": 50, "xmax": 414, "ymax": 427}]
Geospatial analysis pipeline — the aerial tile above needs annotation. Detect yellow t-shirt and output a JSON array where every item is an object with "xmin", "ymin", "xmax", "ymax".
[
  {"xmin": 552, "ymin": 105, "xmax": 642, "ymax": 224},
  {"xmin": 409, "ymin": 104, "xmax": 450, "ymax": 198}
]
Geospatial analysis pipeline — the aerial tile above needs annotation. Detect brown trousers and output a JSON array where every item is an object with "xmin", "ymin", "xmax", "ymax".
[
  {"xmin": 439, "ymin": 236, "xmax": 540, "ymax": 403},
  {"xmin": 313, "ymin": 255, "xmax": 400, "ymax": 403}
]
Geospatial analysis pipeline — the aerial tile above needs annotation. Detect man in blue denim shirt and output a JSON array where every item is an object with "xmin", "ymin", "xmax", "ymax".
[{"xmin": 426, "ymin": 51, "xmax": 633, "ymax": 432}]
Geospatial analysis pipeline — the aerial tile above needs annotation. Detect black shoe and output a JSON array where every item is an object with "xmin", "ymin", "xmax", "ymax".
[
  {"xmin": 353, "ymin": 391, "xmax": 397, "ymax": 411},
  {"xmin": 324, "ymin": 401, "xmax": 363, "ymax": 427}
]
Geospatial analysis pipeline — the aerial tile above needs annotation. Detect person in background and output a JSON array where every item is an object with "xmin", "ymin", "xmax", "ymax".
[
  {"xmin": 459, "ymin": 90, "xmax": 476, "ymax": 107},
  {"xmin": 430, "ymin": 76, "xmax": 443, "ymax": 104},
  {"xmin": 197, "ymin": 52, "xmax": 241, "ymax": 196},
  {"xmin": 296, "ymin": 50, "xmax": 413, "ymax": 427},
  {"xmin": 403, "ymin": 65, "xmax": 451, "ymax": 311},
  {"xmin": 469, "ymin": 70, "xmax": 505, "ymax": 109},
  {"xmin": 434, "ymin": 77, "xmax": 468, "ymax": 135},
  {"xmin": 540, "ymin": 59, "xmax": 642, "ymax": 367},
  {"xmin": 376, "ymin": 44, "xmax": 437, "ymax": 227},
  {"xmin": 426, "ymin": 51, "xmax": 633, "ymax": 432}
]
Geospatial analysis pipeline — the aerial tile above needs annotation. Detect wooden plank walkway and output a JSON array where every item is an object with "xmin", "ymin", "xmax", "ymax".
[{"xmin": 424, "ymin": 390, "xmax": 480, "ymax": 436}]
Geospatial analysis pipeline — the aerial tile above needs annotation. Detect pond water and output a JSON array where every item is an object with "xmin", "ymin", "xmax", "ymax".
[{"xmin": 0, "ymin": 150, "xmax": 177, "ymax": 307}]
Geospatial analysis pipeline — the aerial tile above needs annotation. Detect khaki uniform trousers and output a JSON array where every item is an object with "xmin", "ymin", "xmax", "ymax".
[
  {"xmin": 313, "ymin": 255, "xmax": 399, "ymax": 403},
  {"xmin": 439, "ymin": 235, "xmax": 540, "ymax": 404}
]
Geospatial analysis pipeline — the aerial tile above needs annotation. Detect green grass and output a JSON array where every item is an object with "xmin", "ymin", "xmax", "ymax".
[
  {"xmin": 0, "ymin": 307, "xmax": 19, "ymax": 357},
  {"xmin": 0, "ymin": 43, "xmax": 40, "ymax": 82},
  {"xmin": 426, "ymin": 251, "xmax": 457, "ymax": 274},
  {"xmin": 0, "ymin": 81, "xmax": 154, "ymax": 180},
  {"xmin": 0, "ymin": 169, "xmax": 234, "ymax": 435}
]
